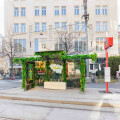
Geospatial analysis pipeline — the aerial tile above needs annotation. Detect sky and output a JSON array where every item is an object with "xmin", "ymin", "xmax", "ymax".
[{"xmin": 0, "ymin": 0, "xmax": 120, "ymax": 36}]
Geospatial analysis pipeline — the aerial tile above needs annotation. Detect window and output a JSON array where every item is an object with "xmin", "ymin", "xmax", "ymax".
[
  {"xmin": 42, "ymin": 43, "xmax": 46, "ymax": 49},
  {"xmin": 35, "ymin": 23, "xmax": 40, "ymax": 32},
  {"xmin": 61, "ymin": 6, "xmax": 66, "ymax": 15},
  {"xmin": 34, "ymin": 39, "xmax": 39, "ymax": 52},
  {"xmin": 81, "ymin": 6, "xmax": 85, "ymax": 15},
  {"xmin": 75, "ymin": 41, "xmax": 79, "ymax": 52},
  {"xmin": 74, "ymin": 38, "xmax": 86, "ymax": 53},
  {"xmin": 74, "ymin": 6, "xmax": 79, "ymax": 15},
  {"xmin": 102, "ymin": 7, "xmax": 107, "ymax": 15},
  {"xmin": 96, "ymin": 22, "xmax": 100, "ymax": 32},
  {"xmin": 82, "ymin": 22, "xmax": 86, "ymax": 32},
  {"xmin": 95, "ymin": 64, "xmax": 99, "ymax": 70},
  {"xmin": 14, "ymin": 39, "xmax": 26, "ymax": 52},
  {"xmin": 81, "ymin": 38, "xmax": 86, "ymax": 52},
  {"xmin": 21, "ymin": 24, "xmax": 26, "ymax": 33},
  {"xmin": 75, "ymin": 22, "xmax": 79, "ymax": 31},
  {"xmin": 42, "ymin": 7, "xmax": 46, "ymax": 16},
  {"xmin": 95, "ymin": 7, "xmax": 100, "ymax": 15},
  {"xmin": 55, "ymin": 42, "xmax": 65, "ymax": 51},
  {"xmin": 97, "ymin": 58, "xmax": 106, "ymax": 64},
  {"xmin": 103, "ymin": 22, "xmax": 107, "ymax": 32},
  {"xmin": 96, "ymin": 38, "xmax": 105, "ymax": 51},
  {"xmin": 21, "ymin": 8, "xmax": 26, "ymax": 16},
  {"xmin": 35, "ymin": 7, "xmax": 39, "ymax": 16},
  {"xmin": 55, "ymin": 7, "xmax": 59, "ymax": 15},
  {"xmin": 62, "ymin": 22, "xmax": 67, "ymax": 30},
  {"xmin": 14, "ymin": 24, "xmax": 19, "ymax": 33},
  {"xmin": 90, "ymin": 64, "xmax": 93, "ymax": 70},
  {"xmin": 42, "ymin": 23, "xmax": 46, "ymax": 32},
  {"xmin": 96, "ymin": 38, "xmax": 99, "ymax": 51},
  {"xmin": 14, "ymin": 8, "xmax": 19, "ymax": 16},
  {"xmin": 55, "ymin": 22, "xmax": 59, "ymax": 29}
]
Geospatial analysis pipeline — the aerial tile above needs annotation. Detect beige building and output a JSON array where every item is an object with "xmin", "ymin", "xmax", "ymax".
[
  {"xmin": 118, "ymin": 25, "xmax": 120, "ymax": 54},
  {"xmin": 4, "ymin": 0, "xmax": 118, "ymax": 75}
]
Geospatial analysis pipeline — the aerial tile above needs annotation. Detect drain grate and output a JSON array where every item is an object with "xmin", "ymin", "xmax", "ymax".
[{"xmin": 99, "ymin": 90, "xmax": 113, "ymax": 94}]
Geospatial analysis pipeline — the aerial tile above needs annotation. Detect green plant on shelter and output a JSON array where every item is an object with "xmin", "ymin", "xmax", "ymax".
[{"xmin": 13, "ymin": 51, "xmax": 97, "ymax": 93}]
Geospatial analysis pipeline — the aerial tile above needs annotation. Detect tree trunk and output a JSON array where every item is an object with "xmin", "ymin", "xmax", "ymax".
[{"xmin": 11, "ymin": 60, "xmax": 15, "ymax": 80}]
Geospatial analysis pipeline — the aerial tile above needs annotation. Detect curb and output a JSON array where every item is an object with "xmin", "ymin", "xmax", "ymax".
[{"xmin": 0, "ymin": 96, "xmax": 119, "ymax": 108}]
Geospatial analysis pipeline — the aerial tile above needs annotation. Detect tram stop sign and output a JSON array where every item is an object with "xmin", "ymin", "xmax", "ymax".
[{"xmin": 104, "ymin": 37, "xmax": 113, "ymax": 50}]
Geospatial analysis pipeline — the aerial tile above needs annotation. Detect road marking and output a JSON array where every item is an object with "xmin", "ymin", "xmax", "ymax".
[
  {"xmin": 0, "ymin": 117, "xmax": 21, "ymax": 120},
  {"xmin": 0, "ymin": 95, "xmax": 119, "ymax": 108}
]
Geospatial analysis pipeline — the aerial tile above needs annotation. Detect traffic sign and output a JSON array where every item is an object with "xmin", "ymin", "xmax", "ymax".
[
  {"xmin": 104, "ymin": 37, "xmax": 113, "ymax": 50},
  {"xmin": 105, "ymin": 67, "xmax": 110, "ymax": 82}
]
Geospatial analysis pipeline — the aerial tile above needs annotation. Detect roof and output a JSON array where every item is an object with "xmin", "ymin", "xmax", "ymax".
[{"xmin": 34, "ymin": 50, "xmax": 66, "ymax": 60}]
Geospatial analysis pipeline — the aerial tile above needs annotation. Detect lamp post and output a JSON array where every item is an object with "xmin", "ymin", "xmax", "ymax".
[{"xmin": 83, "ymin": 0, "xmax": 90, "ymax": 81}]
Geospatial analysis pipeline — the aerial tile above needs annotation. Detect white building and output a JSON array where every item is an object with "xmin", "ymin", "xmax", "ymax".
[
  {"xmin": 0, "ymin": 34, "xmax": 3, "ymax": 52},
  {"xmin": 4, "ymin": 0, "xmax": 118, "ymax": 75}
]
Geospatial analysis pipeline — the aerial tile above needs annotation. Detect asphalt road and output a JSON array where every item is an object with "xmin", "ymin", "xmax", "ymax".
[
  {"xmin": 0, "ymin": 80, "xmax": 22, "ymax": 90},
  {"xmin": 0, "ymin": 79, "xmax": 120, "ymax": 91},
  {"xmin": 86, "ymin": 82, "xmax": 120, "ymax": 89},
  {"xmin": 0, "ymin": 80, "xmax": 120, "ymax": 120},
  {"xmin": 0, "ymin": 99, "xmax": 120, "ymax": 120}
]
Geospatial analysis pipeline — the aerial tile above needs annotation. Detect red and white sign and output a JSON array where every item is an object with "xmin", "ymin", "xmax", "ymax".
[
  {"xmin": 105, "ymin": 67, "xmax": 110, "ymax": 82},
  {"xmin": 104, "ymin": 37, "xmax": 113, "ymax": 50},
  {"xmin": 104, "ymin": 37, "xmax": 113, "ymax": 93}
]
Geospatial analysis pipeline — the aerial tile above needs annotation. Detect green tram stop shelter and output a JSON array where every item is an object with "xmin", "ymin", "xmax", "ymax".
[{"xmin": 13, "ymin": 50, "xmax": 97, "ymax": 93}]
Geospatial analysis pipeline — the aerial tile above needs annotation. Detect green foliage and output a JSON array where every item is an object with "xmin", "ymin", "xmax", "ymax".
[
  {"xmin": 60, "ymin": 53, "xmax": 97, "ymax": 62},
  {"xmin": 46, "ymin": 60, "xmax": 50, "ymax": 81},
  {"xmin": 13, "ymin": 51, "xmax": 97, "ymax": 92},
  {"xmin": 13, "ymin": 57, "xmax": 43, "ymax": 64},
  {"xmin": 34, "ymin": 51, "xmax": 66, "ymax": 59},
  {"xmin": 33, "ymin": 64, "xmax": 36, "ymax": 88},
  {"xmin": 13, "ymin": 57, "xmax": 42, "ymax": 90},
  {"xmin": 62, "ymin": 59, "xmax": 67, "ymax": 82},
  {"xmin": 109, "ymin": 56, "xmax": 120, "ymax": 76},
  {"xmin": 21, "ymin": 62, "xmax": 27, "ymax": 89},
  {"xmin": 80, "ymin": 59, "xmax": 86, "ymax": 93}
]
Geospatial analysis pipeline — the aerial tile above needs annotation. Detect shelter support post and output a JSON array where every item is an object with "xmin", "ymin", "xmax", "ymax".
[
  {"xmin": 46, "ymin": 59, "xmax": 50, "ymax": 81},
  {"xmin": 80, "ymin": 59, "xmax": 86, "ymax": 93},
  {"xmin": 33, "ymin": 63, "xmax": 36, "ymax": 88},
  {"xmin": 62, "ymin": 59, "xmax": 67, "ymax": 82},
  {"xmin": 22, "ymin": 62, "xmax": 27, "ymax": 90}
]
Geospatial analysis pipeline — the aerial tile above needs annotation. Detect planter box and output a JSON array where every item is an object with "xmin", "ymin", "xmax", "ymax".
[{"xmin": 44, "ymin": 82, "xmax": 66, "ymax": 90}]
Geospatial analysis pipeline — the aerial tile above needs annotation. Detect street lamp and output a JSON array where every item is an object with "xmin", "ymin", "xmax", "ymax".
[{"xmin": 83, "ymin": 0, "xmax": 91, "ymax": 82}]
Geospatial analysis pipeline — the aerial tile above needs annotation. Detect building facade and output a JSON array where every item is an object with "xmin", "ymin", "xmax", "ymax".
[
  {"xmin": 4, "ymin": 0, "xmax": 118, "ymax": 76},
  {"xmin": 118, "ymin": 25, "xmax": 120, "ymax": 54},
  {"xmin": 0, "ymin": 34, "xmax": 8, "ymax": 74}
]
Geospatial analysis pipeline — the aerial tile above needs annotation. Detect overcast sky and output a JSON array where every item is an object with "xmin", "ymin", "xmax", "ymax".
[{"xmin": 0, "ymin": 0, "xmax": 120, "ymax": 36}]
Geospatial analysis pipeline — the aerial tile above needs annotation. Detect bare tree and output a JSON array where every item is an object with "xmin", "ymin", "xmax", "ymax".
[
  {"xmin": 1, "ymin": 27, "xmax": 23, "ymax": 80},
  {"xmin": 56, "ymin": 25, "xmax": 81, "ymax": 54},
  {"xmin": 1, "ymin": 33, "xmax": 16, "ymax": 79}
]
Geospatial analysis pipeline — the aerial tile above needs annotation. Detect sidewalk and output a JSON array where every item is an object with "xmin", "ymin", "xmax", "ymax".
[{"xmin": 0, "ymin": 86, "xmax": 120, "ymax": 109}]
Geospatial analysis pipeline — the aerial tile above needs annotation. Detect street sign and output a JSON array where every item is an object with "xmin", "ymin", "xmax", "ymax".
[
  {"xmin": 104, "ymin": 37, "xmax": 113, "ymax": 93},
  {"xmin": 104, "ymin": 37, "xmax": 113, "ymax": 50},
  {"xmin": 105, "ymin": 67, "xmax": 110, "ymax": 82}
]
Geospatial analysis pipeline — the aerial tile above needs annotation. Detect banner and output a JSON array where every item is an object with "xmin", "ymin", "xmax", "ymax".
[{"xmin": 28, "ymin": 64, "xmax": 33, "ymax": 81}]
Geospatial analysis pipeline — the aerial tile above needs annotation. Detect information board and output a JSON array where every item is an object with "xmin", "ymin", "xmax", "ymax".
[
  {"xmin": 105, "ymin": 67, "xmax": 110, "ymax": 82},
  {"xmin": 28, "ymin": 64, "xmax": 33, "ymax": 81}
]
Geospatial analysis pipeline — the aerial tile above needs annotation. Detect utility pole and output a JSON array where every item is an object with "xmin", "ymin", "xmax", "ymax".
[
  {"xmin": 29, "ymin": 25, "xmax": 32, "ymax": 48},
  {"xmin": 83, "ymin": 0, "xmax": 90, "ymax": 81}
]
